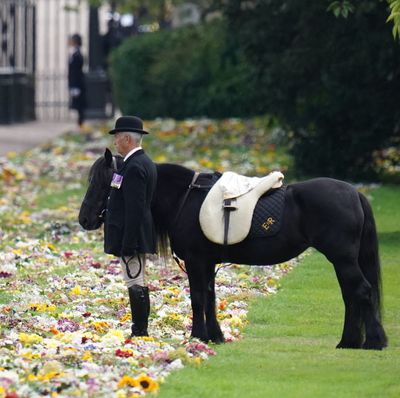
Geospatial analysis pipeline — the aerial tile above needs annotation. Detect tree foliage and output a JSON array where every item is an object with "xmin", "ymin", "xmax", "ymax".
[
  {"xmin": 226, "ymin": 0, "xmax": 400, "ymax": 179},
  {"xmin": 88, "ymin": 0, "xmax": 400, "ymax": 39},
  {"xmin": 109, "ymin": 22, "xmax": 258, "ymax": 119},
  {"xmin": 387, "ymin": 0, "xmax": 400, "ymax": 38}
]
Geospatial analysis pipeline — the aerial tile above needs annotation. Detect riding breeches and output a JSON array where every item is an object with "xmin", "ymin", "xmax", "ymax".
[{"xmin": 120, "ymin": 255, "xmax": 146, "ymax": 287}]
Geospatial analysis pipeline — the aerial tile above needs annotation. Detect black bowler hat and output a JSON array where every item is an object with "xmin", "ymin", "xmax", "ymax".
[{"xmin": 108, "ymin": 116, "xmax": 149, "ymax": 135}]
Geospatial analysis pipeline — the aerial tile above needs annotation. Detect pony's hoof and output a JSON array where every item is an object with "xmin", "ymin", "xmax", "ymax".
[
  {"xmin": 191, "ymin": 332, "xmax": 209, "ymax": 344},
  {"xmin": 336, "ymin": 340, "xmax": 362, "ymax": 349},
  {"xmin": 362, "ymin": 340, "xmax": 387, "ymax": 350},
  {"xmin": 363, "ymin": 330, "xmax": 388, "ymax": 350},
  {"xmin": 210, "ymin": 334, "xmax": 225, "ymax": 344}
]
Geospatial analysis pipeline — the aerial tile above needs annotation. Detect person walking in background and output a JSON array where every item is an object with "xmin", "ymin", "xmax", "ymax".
[
  {"xmin": 68, "ymin": 33, "xmax": 86, "ymax": 130},
  {"xmin": 105, "ymin": 116, "xmax": 158, "ymax": 337}
]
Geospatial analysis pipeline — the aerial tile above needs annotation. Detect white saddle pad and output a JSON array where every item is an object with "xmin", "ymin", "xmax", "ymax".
[{"xmin": 199, "ymin": 171, "xmax": 284, "ymax": 245}]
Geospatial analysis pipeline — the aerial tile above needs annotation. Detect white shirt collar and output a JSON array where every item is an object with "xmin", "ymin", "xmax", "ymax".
[{"xmin": 124, "ymin": 146, "xmax": 142, "ymax": 162}]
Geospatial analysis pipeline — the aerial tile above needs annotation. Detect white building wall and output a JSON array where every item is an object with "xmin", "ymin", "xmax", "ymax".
[{"xmin": 35, "ymin": 0, "xmax": 108, "ymax": 120}]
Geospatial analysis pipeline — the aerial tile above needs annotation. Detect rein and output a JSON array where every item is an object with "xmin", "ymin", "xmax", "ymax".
[
  {"xmin": 97, "ymin": 155, "xmax": 119, "ymax": 221},
  {"xmin": 173, "ymin": 171, "xmax": 200, "ymax": 226}
]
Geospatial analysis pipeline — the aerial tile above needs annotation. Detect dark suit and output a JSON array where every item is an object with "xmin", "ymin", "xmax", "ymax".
[
  {"xmin": 104, "ymin": 149, "xmax": 157, "ymax": 257},
  {"xmin": 68, "ymin": 48, "xmax": 86, "ymax": 122}
]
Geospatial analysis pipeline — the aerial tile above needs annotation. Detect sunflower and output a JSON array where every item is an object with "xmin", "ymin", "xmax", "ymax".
[
  {"xmin": 117, "ymin": 375, "xmax": 139, "ymax": 389},
  {"xmin": 136, "ymin": 374, "xmax": 159, "ymax": 393}
]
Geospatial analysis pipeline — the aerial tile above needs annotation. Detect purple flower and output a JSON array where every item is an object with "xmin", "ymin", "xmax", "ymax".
[{"xmin": 57, "ymin": 318, "xmax": 80, "ymax": 332}]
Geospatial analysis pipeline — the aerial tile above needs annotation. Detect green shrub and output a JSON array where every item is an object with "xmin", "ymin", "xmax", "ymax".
[
  {"xmin": 226, "ymin": 0, "xmax": 400, "ymax": 180},
  {"xmin": 109, "ymin": 22, "xmax": 258, "ymax": 119}
]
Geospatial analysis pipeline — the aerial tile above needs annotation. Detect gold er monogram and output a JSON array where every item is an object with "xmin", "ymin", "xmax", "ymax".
[{"xmin": 261, "ymin": 217, "xmax": 276, "ymax": 231}]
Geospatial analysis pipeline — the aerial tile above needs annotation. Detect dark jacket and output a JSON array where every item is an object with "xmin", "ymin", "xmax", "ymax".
[
  {"xmin": 104, "ymin": 149, "xmax": 157, "ymax": 257},
  {"xmin": 68, "ymin": 48, "xmax": 86, "ymax": 111}
]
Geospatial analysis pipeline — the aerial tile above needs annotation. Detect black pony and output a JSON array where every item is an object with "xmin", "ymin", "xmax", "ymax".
[{"xmin": 79, "ymin": 149, "xmax": 387, "ymax": 350}]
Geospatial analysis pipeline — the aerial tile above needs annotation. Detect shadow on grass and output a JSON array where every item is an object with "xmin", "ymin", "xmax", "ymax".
[{"xmin": 378, "ymin": 231, "xmax": 400, "ymax": 247}]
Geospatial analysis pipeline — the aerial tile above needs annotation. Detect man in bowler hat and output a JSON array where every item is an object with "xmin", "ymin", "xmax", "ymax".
[{"xmin": 105, "ymin": 116, "xmax": 157, "ymax": 337}]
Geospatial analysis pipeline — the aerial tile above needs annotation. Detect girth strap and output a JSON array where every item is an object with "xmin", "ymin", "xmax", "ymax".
[{"xmin": 223, "ymin": 198, "xmax": 237, "ymax": 246}]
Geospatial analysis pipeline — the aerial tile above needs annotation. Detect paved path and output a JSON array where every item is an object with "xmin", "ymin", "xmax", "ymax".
[{"xmin": 0, "ymin": 121, "xmax": 76, "ymax": 156}]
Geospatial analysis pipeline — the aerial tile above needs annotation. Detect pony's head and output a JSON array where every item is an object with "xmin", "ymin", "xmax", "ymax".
[{"xmin": 79, "ymin": 148, "xmax": 121, "ymax": 230}]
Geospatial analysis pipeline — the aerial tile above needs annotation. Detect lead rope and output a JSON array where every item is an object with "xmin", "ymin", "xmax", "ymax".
[
  {"xmin": 111, "ymin": 155, "xmax": 143, "ymax": 280},
  {"xmin": 170, "ymin": 171, "xmax": 200, "ymax": 274},
  {"xmin": 172, "ymin": 252, "xmax": 232, "ymax": 278}
]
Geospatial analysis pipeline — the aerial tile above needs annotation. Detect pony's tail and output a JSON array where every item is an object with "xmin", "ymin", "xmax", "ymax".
[
  {"xmin": 154, "ymin": 221, "xmax": 171, "ymax": 260},
  {"xmin": 358, "ymin": 193, "xmax": 385, "ymax": 326}
]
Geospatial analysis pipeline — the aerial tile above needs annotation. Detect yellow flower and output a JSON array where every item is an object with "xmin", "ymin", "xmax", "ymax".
[
  {"xmin": 0, "ymin": 386, "xmax": 5, "ymax": 398},
  {"xmin": 29, "ymin": 303, "xmax": 56, "ymax": 313},
  {"xmin": 82, "ymin": 351, "xmax": 93, "ymax": 362},
  {"xmin": 29, "ymin": 371, "xmax": 64, "ymax": 382},
  {"xmin": 46, "ymin": 243, "xmax": 56, "ymax": 251},
  {"xmin": 168, "ymin": 312, "xmax": 183, "ymax": 321},
  {"xmin": 155, "ymin": 154, "xmax": 167, "ymax": 162},
  {"xmin": 41, "ymin": 372, "xmax": 65, "ymax": 381},
  {"xmin": 69, "ymin": 285, "xmax": 88, "ymax": 296},
  {"xmin": 229, "ymin": 316, "xmax": 244, "ymax": 328},
  {"xmin": 19, "ymin": 332, "xmax": 43, "ymax": 345},
  {"xmin": 21, "ymin": 351, "xmax": 41, "ymax": 360},
  {"xmin": 6, "ymin": 151, "xmax": 17, "ymax": 159},
  {"xmin": 17, "ymin": 211, "xmax": 32, "ymax": 224},
  {"xmin": 92, "ymin": 321, "xmax": 111, "ymax": 333},
  {"xmin": 119, "ymin": 313, "xmax": 131, "ymax": 323},
  {"xmin": 108, "ymin": 329, "xmax": 125, "ymax": 339},
  {"xmin": 117, "ymin": 375, "xmax": 139, "ymax": 388},
  {"xmin": 136, "ymin": 374, "xmax": 159, "ymax": 393}
]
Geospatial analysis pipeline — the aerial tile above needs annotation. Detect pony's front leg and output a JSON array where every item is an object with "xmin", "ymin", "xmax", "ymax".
[
  {"xmin": 186, "ymin": 259, "xmax": 208, "ymax": 342},
  {"xmin": 205, "ymin": 265, "xmax": 224, "ymax": 343}
]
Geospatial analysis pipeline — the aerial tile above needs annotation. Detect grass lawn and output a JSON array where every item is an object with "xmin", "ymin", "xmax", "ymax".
[{"xmin": 158, "ymin": 185, "xmax": 400, "ymax": 398}]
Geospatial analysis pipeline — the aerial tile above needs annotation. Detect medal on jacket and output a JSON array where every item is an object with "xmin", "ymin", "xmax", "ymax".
[{"xmin": 111, "ymin": 173, "xmax": 123, "ymax": 189}]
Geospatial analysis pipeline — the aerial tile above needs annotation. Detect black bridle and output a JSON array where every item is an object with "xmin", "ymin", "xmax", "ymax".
[{"xmin": 95, "ymin": 155, "xmax": 119, "ymax": 222}]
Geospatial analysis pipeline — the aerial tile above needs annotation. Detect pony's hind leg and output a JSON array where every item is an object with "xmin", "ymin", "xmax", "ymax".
[
  {"xmin": 334, "ymin": 259, "xmax": 387, "ymax": 350},
  {"xmin": 333, "ymin": 260, "xmax": 368, "ymax": 349}
]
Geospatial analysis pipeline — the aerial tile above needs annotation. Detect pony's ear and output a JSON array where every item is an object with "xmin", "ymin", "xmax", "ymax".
[{"xmin": 104, "ymin": 148, "xmax": 113, "ymax": 167}]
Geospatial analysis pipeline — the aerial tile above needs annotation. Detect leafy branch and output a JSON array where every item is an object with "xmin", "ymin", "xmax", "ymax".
[{"xmin": 387, "ymin": 0, "xmax": 400, "ymax": 38}]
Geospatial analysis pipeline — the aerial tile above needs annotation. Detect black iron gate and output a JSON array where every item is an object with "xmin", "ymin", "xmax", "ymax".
[
  {"xmin": 0, "ymin": 0, "xmax": 36, "ymax": 124},
  {"xmin": 1, "ymin": 0, "xmax": 114, "ymax": 123}
]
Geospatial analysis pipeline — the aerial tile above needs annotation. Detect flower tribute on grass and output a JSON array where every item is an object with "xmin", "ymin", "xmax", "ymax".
[{"xmin": 0, "ymin": 119, "xmax": 296, "ymax": 397}]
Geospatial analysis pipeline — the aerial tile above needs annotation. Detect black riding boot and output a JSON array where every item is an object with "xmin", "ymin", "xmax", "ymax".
[{"xmin": 128, "ymin": 285, "xmax": 150, "ymax": 337}]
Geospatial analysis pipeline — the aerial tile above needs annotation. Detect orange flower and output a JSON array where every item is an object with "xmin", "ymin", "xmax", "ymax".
[{"xmin": 218, "ymin": 300, "xmax": 227, "ymax": 311}]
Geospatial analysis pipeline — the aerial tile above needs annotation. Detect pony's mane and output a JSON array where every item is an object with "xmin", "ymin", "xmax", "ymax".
[
  {"xmin": 88, "ymin": 157, "xmax": 106, "ymax": 182},
  {"xmin": 89, "ymin": 153, "xmax": 124, "ymax": 183},
  {"xmin": 155, "ymin": 163, "xmax": 194, "ymax": 188},
  {"xmin": 153, "ymin": 163, "xmax": 195, "ymax": 259}
]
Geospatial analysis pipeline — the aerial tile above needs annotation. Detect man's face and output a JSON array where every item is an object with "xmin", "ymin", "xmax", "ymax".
[{"xmin": 113, "ymin": 133, "xmax": 130, "ymax": 157}]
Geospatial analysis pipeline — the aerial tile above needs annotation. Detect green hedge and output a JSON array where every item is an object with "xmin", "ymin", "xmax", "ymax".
[{"xmin": 109, "ymin": 22, "xmax": 259, "ymax": 119}]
